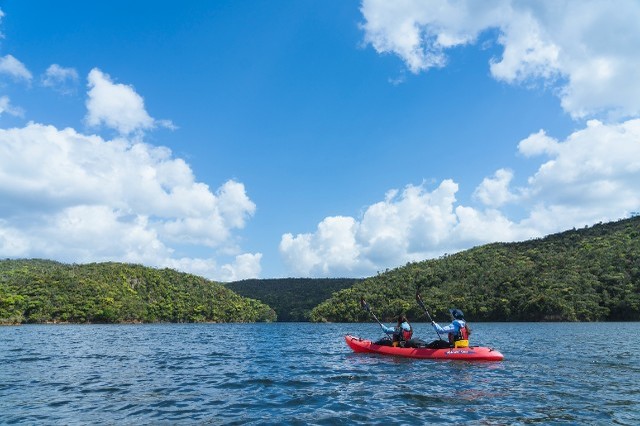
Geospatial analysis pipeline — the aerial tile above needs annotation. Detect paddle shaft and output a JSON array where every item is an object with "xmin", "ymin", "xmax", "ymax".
[
  {"xmin": 360, "ymin": 298, "xmax": 387, "ymax": 332},
  {"xmin": 416, "ymin": 293, "xmax": 444, "ymax": 340}
]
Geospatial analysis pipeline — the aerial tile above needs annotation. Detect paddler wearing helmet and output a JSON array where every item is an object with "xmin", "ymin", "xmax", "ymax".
[{"xmin": 431, "ymin": 308, "xmax": 471, "ymax": 348}]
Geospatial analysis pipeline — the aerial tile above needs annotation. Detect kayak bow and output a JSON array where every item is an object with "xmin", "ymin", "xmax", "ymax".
[{"xmin": 345, "ymin": 335, "xmax": 504, "ymax": 361}]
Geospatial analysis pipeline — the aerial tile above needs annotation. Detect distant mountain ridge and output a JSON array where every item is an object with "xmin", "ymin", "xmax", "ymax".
[
  {"xmin": 225, "ymin": 278, "xmax": 361, "ymax": 321},
  {"xmin": 310, "ymin": 216, "xmax": 640, "ymax": 322}
]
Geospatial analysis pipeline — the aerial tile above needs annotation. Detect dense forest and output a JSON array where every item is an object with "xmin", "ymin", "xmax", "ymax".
[
  {"xmin": 311, "ymin": 216, "xmax": 640, "ymax": 322},
  {"xmin": 225, "ymin": 278, "xmax": 361, "ymax": 321},
  {"xmin": 0, "ymin": 260, "xmax": 276, "ymax": 324}
]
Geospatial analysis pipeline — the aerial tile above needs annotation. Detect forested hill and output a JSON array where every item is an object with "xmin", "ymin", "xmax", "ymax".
[
  {"xmin": 0, "ymin": 260, "xmax": 276, "ymax": 324},
  {"xmin": 311, "ymin": 216, "xmax": 640, "ymax": 322},
  {"xmin": 225, "ymin": 278, "xmax": 361, "ymax": 321}
]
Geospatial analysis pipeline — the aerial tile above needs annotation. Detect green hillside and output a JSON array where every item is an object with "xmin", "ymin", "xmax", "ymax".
[
  {"xmin": 0, "ymin": 260, "xmax": 276, "ymax": 324},
  {"xmin": 310, "ymin": 216, "xmax": 640, "ymax": 322},
  {"xmin": 225, "ymin": 278, "xmax": 361, "ymax": 321}
]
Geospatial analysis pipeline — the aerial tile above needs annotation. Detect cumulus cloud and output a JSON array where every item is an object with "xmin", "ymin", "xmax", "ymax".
[
  {"xmin": 0, "ymin": 54, "xmax": 32, "ymax": 82},
  {"xmin": 518, "ymin": 129, "xmax": 560, "ymax": 157},
  {"xmin": 520, "ymin": 119, "xmax": 640, "ymax": 214},
  {"xmin": 280, "ymin": 180, "xmax": 481, "ymax": 277},
  {"xmin": 85, "ymin": 68, "xmax": 174, "ymax": 135},
  {"xmin": 473, "ymin": 168, "xmax": 516, "ymax": 207},
  {"xmin": 281, "ymin": 119, "xmax": 640, "ymax": 277},
  {"xmin": 360, "ymin": 0, "xmax": 640, "ymax": 118},
  {"xmin": 42, "ymin": 64, "xmax": 79, "ymax": 94},
  {"xmin": 360, "ymin": 0, "xmax": 505, "ymax": 73},
  {"xmin": 161, "ymin": 252, "xmax": 262, "ymax": 282},
  {"xmin": 280, "ymin": 216, "xmax": 366, "ymax": 277},
  {"xmin": 220, "ymin": 253, "xmax": 263, "ymax": 282},
  {"xmin": 0, "ymin": 120, "xmax": 259, "ymax": 281}
]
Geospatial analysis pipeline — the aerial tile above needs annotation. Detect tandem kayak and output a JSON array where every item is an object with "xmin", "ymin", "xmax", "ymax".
[{"xmin": 345, "ymin": 335, "xmax": 504, "ymax": 361}]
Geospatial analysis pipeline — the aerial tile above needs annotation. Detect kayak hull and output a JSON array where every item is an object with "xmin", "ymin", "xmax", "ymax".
[{"xmin": 345, "ymin": 335, "xmax": 504, "ymax": 361}]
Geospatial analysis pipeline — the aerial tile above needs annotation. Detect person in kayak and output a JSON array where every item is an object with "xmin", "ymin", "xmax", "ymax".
[
  {"xmin": 431, "ymin": 308, "xmax": 470, "ymax": 348},
  {"xmin": 380, "ymin": 315, "xmax": 413, "ymax": 347}
]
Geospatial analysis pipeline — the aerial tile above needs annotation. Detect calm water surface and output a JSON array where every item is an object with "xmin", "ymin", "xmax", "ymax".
[{"xmin": 1, "ymin": 323, "xmax": 638, "ymax": 425}]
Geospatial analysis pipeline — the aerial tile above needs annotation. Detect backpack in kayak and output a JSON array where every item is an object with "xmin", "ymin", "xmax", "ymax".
[
  {"xmin": 404, "ymin": 338, "xmax": 428, "ymax": 348},
  {"xmin": 374, "ymin": 336, "xmax": 393, "ymax": 346},
  {"xmin": 426, "ymin": 339, "xmax": 451, "ymax": 349}
]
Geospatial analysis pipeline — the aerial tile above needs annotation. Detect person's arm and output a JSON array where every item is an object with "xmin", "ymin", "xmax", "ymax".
[
  {"xmin": 401, "ymin": 322, "xmax": 411, "ymax": 332},
  {"xmin": 432, "ymin": 321, "xmax": 456, "ymax": 334},
  {"xmin": 380, "ymin": 324, "xmax": 395, "ymax": 334}
]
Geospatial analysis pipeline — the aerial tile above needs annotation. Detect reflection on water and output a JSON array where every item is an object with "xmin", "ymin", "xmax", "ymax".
[{"xmin": 1, "ymin": 322, "xmax": 638, "ymax": 424}]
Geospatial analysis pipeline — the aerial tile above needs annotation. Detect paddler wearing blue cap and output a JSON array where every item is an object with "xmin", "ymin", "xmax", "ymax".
[{"xmin": 431, "ymin": 308, "xmax": 471, "ymax": 348}]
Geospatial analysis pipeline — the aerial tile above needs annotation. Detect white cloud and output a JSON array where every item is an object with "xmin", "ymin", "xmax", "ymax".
[
  {"xmin": 280, "ymin": 233, "xmax": 322, "ymax": 277},
  {"xmin": 0, "ymin": 54, "xmax": 32, "ymax": 82},
  {"xmin": 85, "ymin": 68, "xmax": 174, "ymax": 135},
  {"xmin": 280, "ymin": 216, "xmax": 370, "ymax": 277},
  {"xmin": 220, "ymin": 253, "xmax": 263, "ymax": 282},
  {"xmin": 520, "ymin": 119, "xmax": 640, "ymax": 213},
  {"xmin": 360, "ymin": 0, "xmax": 505, "ymax": 73},
  {"xmin": 280, "ymin": 119, "xmax": 640, "ymax": 277},
  {"xmin": 0, "ymin": 121, "xmax": 259, "ymax": 281},
  {"xmin": 0, "ymin": 220, "xmax": 29, "ymax": 256},
  {"xmin": 487, "ymin": 6, "xmax": 561, "ymax": 83},
  {"xmin": 164, "ymin": 252, "xmax": 262, "ymax": 282},
  {"xmin": 42, "ymin": 64, "xmax": 79, "ymax": 94},
  {"xmin": 473, "ymin": 168, "xmax": 516, "ymax": 207},
  {"xmin": 281, "ymin": 180, "xmax": 466, "ymax": 277},
  {"xmin": 452, "ymin": 206, "xmax": 528, "ymax": 245},
  {"xmin": 518, "ymin": 129, "xmax": 560, "ymax": 157},
  {"xmin": 0, "ymin": 95, "xmax": 23, "ymax": 117},
  {"xmin": 360, "ymin": 0, "xmax": 640, "ymax": 118}
]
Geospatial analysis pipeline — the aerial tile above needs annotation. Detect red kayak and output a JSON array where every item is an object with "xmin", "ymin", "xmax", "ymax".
[{"xmin": 345, "ymin": 335, "xmax": 504, "ymax": 361}]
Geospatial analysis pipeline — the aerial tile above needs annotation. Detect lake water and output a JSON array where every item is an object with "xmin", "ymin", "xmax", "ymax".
[{"xmin": 1, "ymin": 322, "xmax": 638, "ymax": 425}]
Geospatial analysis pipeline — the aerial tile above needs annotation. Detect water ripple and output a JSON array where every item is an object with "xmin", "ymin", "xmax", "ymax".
[{"xmin": 1, "ymin": 322, "xmax": 639, "ymax": 425}]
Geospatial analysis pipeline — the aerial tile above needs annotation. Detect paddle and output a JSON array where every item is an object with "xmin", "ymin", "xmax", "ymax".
[
  {"xmin": 360, "ymin": 297, "xmax": 386, "ymax": 332},
  {"xmin": 415, "ymin": 292, "xmax": 444, "ymax": 341}
]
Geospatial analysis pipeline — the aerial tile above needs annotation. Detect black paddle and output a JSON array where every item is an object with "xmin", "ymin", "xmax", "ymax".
[
  {"xmin": 360, "ymin": 297, "xmax": 386, "ymax": 332},
  {"xmin": 415, "ymin": 292, "xmax": 444, "ymax": 341}
]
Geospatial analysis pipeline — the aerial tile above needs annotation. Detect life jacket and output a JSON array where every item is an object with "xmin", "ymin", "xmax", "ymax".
[
  {"xmin": 460, "ymin": 323, "xmax": 469, "ymax": 340},
  {"xmin": 394, "ymin": 322, "xmax": 412, "ymax": 342},
  {"xmin": 448, "ymin": 320, "xmax": 469, "ymax": 347},
  {"xmin": 402, "ymin": 325, "xmax": 413, "ymax": 341}
]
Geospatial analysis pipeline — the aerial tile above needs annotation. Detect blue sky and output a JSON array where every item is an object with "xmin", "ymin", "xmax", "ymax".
[{"xmin": 1, "ymin": 1, "xmax": 639, "ymax": 280}]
